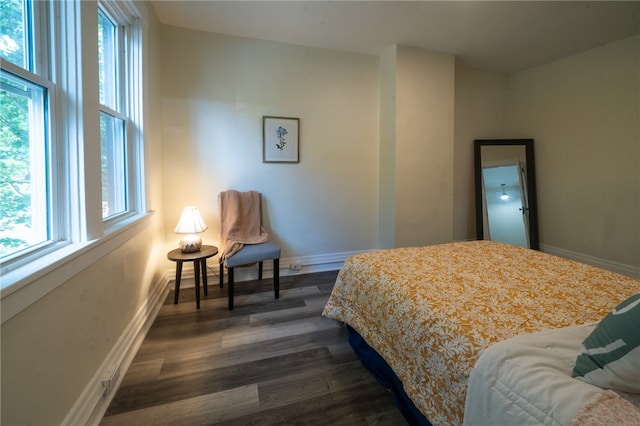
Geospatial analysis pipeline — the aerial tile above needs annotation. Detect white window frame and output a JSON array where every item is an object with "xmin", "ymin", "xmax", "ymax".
[
  {"xmin": 1, "ymin": 0, "xmax": 148, "ymax": 324},
  {"xmin": 99, "ymin": 0, "xmax": 145, "ymax": 226},
  {"xmin": 0, "ymin": 0, "xmax": 63, "ymax": 269}
]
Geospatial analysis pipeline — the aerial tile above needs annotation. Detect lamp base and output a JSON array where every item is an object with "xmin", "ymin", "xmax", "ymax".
[{"xmin": 179, "ymin": 235, "xmax": 202, "ymax": 253}]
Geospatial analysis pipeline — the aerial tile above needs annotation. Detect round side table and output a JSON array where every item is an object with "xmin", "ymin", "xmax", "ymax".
[{"xmin": 167, "ymin": 245, "xmax": 218, "ymax": 309}]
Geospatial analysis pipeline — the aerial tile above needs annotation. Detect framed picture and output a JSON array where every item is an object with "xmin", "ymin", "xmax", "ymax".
[{"xmin": 263, "ymin": 116, "xmax": 299, "ymax": 163}]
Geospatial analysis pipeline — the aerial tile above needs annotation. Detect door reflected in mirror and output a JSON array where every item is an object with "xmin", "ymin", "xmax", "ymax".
[{"xmin": 474, "ymin": 139, "xmax": 539, "ymax": 250}]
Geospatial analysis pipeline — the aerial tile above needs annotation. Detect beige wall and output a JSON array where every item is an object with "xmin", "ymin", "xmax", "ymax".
[
  {"xmin": 452, "ymin": 36, "xmax": 639, "ymax": 268},
  {"xmin": 507, "ymin": 35, "xmax": 639, "ymax": 267},
  {"xmin": 0, "ymin": 2, "xmax": 167, "ymax": 424},
  {"xmin": 378, "ymin": 47, "xmax": 397, "ymax": 249},
  {"xmin": 160, "ymin": 26, "xmax": 639, "ymax": 267},
  {"xmin": 1, "ymin": 227, "xmax": 166, "ymax": 424},
  {"xmin": 160, "ymin": 26, "xmax": 381, "ymax": 258},
  {"xmin": 160, "ymin": 31, "xmax": 461, "ymax": 254},
  {"xmin": 453, "ymin": 67, "xmax": 510, "ymax": 241},
  {"xmin": 394, "ymin": 46, "xmax": 456, "ymax": 247},
  {"xmin": 380, "ymin": 46, "xmax": 457, "ymax": 248}
]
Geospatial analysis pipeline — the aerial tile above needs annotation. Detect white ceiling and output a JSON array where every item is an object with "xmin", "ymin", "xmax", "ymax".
[{"xmin": 150, "ymin": 1, "xmax": 640, "ymax": 73}]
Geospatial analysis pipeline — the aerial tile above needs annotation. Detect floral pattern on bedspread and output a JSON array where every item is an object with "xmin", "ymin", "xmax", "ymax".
[{"xmin": 322, "ymin": 241, "xmax": 640, "ymax": 426}]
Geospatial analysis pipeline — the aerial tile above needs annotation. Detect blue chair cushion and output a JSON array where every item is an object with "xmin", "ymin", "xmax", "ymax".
[{"xmin": 224, "ymin": 242, "xmax": 281, "ymax": 268}]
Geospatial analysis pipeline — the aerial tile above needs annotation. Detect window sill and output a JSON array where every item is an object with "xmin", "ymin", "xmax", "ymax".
[{"xmin": 0, "ymin": 211, "xmax": 154, "ymax": 324}]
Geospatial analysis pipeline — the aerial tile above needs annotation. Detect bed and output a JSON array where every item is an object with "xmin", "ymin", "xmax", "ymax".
[{"xmin": 322, "ymin": 240, "xmax": 640, "ymax": 425}]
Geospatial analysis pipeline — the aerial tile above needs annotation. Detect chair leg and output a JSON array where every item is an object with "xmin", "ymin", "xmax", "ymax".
[
  {"xmin": 274, "ymin": 258, "xmax": 279, "ymax": 299},
  {"xmin": 228, "ymin": 267, "xmax": 234, "ymax": 310},
  {"xmin": 226, "ymin": 259, "xmax": 278, "ymax": 310},
  {"xmin": 219, "ymin": 263, "xmax": 224, "ymax": 288}
]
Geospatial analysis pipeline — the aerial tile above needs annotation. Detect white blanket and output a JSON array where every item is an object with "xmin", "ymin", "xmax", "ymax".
[{"xmin": 464, "ymin": 324, "xmax": 602, "ymax": 426}]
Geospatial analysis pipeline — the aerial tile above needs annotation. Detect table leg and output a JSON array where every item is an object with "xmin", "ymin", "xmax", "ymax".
[
  {"xmin": 193, "ymin": 260, "xmax": 201, "ymax": 309},
  {"xmin": 201, "ymin": 258, "xmax": 208, "ymax": 296},
  {"xmin": 174, "ymin": 261, "xmax": 183, "ymax": 304}
]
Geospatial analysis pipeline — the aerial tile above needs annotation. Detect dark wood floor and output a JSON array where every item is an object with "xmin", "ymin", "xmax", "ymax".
[{"xmin": 101, "ymin": 270, "xmax": 405, "ymax": 425}]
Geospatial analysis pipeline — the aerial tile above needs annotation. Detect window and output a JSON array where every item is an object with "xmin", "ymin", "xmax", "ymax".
[
  {"xmin": 0, "ymin": 0, "xmax": 54, "ymax": 260},
  {"xmin": 1, "ymin": 0, "xmax": 145, "ymax": 292},
  {"xmin": 98, "ymin": 6, "xmax": 128, "ymax": 219}
]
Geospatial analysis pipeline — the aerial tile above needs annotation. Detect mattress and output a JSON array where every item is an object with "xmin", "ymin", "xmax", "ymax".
[{"xmin": 322, "ymin": 241, "xmax": 640, "ymax": 425}]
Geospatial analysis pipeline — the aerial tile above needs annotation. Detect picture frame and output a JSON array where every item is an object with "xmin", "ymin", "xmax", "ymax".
[{"xmin": 263, "ymin": 116, "xmax": 299, "ymax": 163}]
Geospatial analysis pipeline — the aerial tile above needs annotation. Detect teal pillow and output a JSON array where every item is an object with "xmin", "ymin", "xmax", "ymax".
[{"xmin": 573, "ymin": 293, "xmax": 640, "ymax": 394}]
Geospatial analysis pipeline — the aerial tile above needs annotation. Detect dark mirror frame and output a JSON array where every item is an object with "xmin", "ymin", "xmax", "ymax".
[{"xmin": 474, "ymin": 139, "xmax": 539, "ymax": 250}]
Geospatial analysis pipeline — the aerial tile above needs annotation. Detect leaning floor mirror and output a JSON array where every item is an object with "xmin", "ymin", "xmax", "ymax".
[{"xmin": 474, "ymin": 139, "xmax": 539, "ymax": 250}]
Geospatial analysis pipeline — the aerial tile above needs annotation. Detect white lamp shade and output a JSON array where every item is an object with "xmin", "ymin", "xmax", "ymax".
[{"xmin": 174, "ymin": 206, "xmax": 208, "ymax": 234}]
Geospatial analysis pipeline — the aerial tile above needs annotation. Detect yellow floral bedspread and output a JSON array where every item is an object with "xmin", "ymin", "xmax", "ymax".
[{"xmin": 322, "ymin": 241, "xmax": 640, "ymax": 425}]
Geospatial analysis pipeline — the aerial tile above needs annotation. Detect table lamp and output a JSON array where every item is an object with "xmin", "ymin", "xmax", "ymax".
[{"xmin": 174, "ymin": 206, "xmax": 208, "ymax": 252}]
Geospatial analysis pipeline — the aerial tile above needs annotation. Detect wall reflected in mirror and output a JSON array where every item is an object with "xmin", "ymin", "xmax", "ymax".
[{"xmin": 474, "ymin": 139, "xmax": 539, "ymax": 250}]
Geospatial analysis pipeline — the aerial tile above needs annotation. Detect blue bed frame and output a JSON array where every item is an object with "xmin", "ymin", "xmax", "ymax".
[{"xmin": 347, "ymin": 326, "xmax": 432, "ymax": 426}]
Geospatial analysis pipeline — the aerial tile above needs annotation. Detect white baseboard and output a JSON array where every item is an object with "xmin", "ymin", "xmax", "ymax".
[
  {"xmin": 540, "ymin": 244, "xmax": 640, "ymax": 278},
  {"xmin": 63, "ymin": 274, "xmax": 170, "ymax": 426},
  {"xmin": 165, "ymin": 249, "xmax": 369, "ymax": 288}
]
